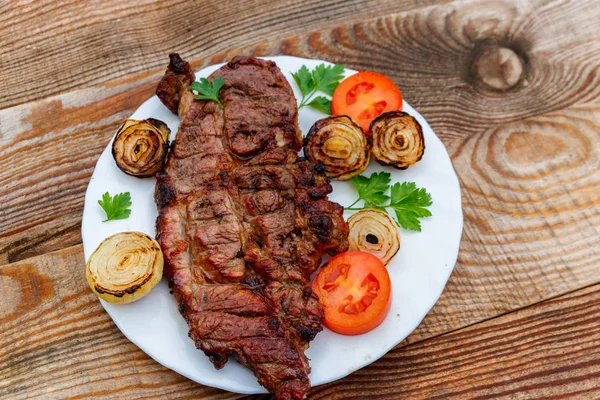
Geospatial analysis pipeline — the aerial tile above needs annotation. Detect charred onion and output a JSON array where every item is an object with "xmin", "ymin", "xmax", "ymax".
[
  {"xmin": 347, "ymin": 209, "xmax": 400, "ymax": 265},
  {"xmin": 112, "ymin": 118, "xmax": 170, "ymax": 178},
  {"xmin": 369, "ymin": 111, "xmax": 425, "ymax": 169},
  {"xmin": 86, "ymin": 232, "xmax": 164, "ymax": 304},
  {"xmin": 304, "ymin": 115, "xmax": 370, "ymax": 180}
]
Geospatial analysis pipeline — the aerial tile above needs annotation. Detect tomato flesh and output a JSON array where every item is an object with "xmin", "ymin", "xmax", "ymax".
[
  {"xmin": 346, "ymin": 82, "xmax": 375, "ymax": 105},
  {"xmin": 331, "ymin": 71, "xmax": 403, "ymax": 133},
  {"xmin": 312, "ymin": 251, "xmax": 392, "ymax": 335}
]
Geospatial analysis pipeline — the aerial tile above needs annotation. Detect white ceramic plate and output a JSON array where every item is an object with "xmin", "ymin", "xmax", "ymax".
[{"xmin": 82, "ymin": 56, "xmax": 463, "ymax": 394}]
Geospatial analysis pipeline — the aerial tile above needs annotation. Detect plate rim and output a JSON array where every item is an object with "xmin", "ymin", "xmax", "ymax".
[{"xmin": 81, "ymin": 55, "xmax": 463, "ymax": 394}]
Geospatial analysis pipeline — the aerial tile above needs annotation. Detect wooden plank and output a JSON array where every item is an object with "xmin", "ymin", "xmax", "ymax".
[
  {"xmin": 0, "ymin": 245, "xmax": 238, "ymax": 400},
  {"xmin": 301, "ymin": 282, "xmax": 600, "ymax": 399},
  {"xmin": 2, "ymin": 244, "xmax": 600, "ymax": 399},
  {"xmin": 3, "ymin": 98, "xmax": 598, "ymax": 357},
  {"xmin": 1, "ymin": 0, "xmax": 599, "ymax": 314},
  {"xmin": 409, "ymin": 100, "xmax": 600, "ymax": 343},
  {"xmin": 1, "ymin": 0, "xmax": 599, "ymax": 263},
  {"xmin": 0, "ymin": 75, "xmax": 160, "ymax": 265},
  {"xmin": 0, "ymin": 0, "xmax": 447, "ymax": 109},
  {"xmin": 1, "ymin": 0, "xmax": 600, "ymax": 395},
  {"xmin": 2, "ymin": 0, "xmax": 600, "ymax": 398}
]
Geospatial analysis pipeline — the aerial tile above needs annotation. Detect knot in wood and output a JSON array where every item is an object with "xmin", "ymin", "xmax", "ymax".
[{"xmin": 472, "ymin": 45, "xmax": 523, "ymax": 91}]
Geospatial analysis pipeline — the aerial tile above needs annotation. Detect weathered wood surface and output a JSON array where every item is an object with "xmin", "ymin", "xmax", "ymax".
[
  {"xmin": 1, "ymin": 0, "xmax": 600, "ymax": 398},
  {"xmin": 2, "ymin": 246, "xmax": 600, "ymax": 399},
  {"xmin": 0, "ymin": 247, "xmax": 238, "ymax": 400},
  {"xmin": 0, "ymin": 0, "xmax": 445, "ymax": 109},
  {"xmin": 277, "ymin": 282, "xmax": 600, "ymax": 399}
]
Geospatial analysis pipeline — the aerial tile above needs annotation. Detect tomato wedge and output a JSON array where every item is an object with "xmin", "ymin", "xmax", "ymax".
[
  {"xmin": 311, "ymin": 251, "xmax": 391, "ymax": 335},
  {"xmin": 331, "ymin": 71, "xmax": 403, "ymax": 132}
]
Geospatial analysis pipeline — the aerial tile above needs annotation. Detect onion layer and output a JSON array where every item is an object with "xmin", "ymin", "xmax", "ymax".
[
  {"xmin": 86, "ymin": 232, "xmax": 164, "ymax": 304},
  {"xmin": 112, "ymin": 118, "xmax": 170, "ymax": 178},
  {"xmin": 369, "ymin": 111, "xmax": 425, "ymax": 169},
  {"xmin": 304, "ymin": 115, "xmax": 370, "ymax": 180},
  {"xmin": 347, "ymin": 209, "xmax": 400, "ymax": 265}
]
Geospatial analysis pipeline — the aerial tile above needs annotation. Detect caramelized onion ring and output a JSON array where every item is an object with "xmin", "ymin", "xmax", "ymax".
[
  {"xmin": 304, "ymin": 116, "xmax": 370, "ymax": 181},
  {"xmin": 348, "ymin": 209, "xmax": 400, "ymax": 265},
  {"xmin": 86, "ymin": 232, "xmax": 164, "ymax": 304},
  {"xmin": 112, "ymin": 118, "xmax": 170, "ymax": 178},
  {"xmin": 369, "ymin": 111, "xmax": 425, "ymax": 169}
]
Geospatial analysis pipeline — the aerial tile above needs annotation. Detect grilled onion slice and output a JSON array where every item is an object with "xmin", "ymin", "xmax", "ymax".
[
  {"xmin": 304, "ymin": 115, "xmax": 370, "ymax": 181},
  {"xmin": 86, "ymin": 232, "xmax": 164, "ymax": 304},
  {"xmin": 348, "ymin": 209, "xmax": 400, "ymax": 265},
  {"xmin": 369, "ymin": 111, "xmax": 425, "ymax": 169},
  {"xmin": 112, "ymin": 118, "xmax": 170, "ymax": 178}
]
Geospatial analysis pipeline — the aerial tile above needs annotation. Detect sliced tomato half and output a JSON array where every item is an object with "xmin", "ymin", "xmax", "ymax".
[
  {"xmin": 331, "ymin": 71, "xmax": 403, "ymax": 132},
  {"xmin": 311, "ymin": 251, "xmax": 392, "ymax": 335}
]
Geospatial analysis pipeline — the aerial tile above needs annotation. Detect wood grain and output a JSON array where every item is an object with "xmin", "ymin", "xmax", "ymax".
[
  {"xmin": 2, "ymin": 0, "xmax": 600, "ymax": 398},
  {"xmin": 0, "ymin": 0, "xmax": 446, "ymax": 109},
  {"xmin": 411, "ymin": 101, "xmax": 600, "ymax": 342},
  {"xmin": 0, "ymin": 245, "xmax": 238, "ymax": 400},
  {"xmin": 301, "ymin": 282, "xmax": 600, "ymax": 399},
  {"xmin": 1, "ymin": 0, "xmax": 599, "ymax": 264},
  {"xmin": 2, "ymin": 244, "xmax": 600, "ymax": 399},
  {"xmin": 0, "ymin": 2, "xmax": 599, "ymax": 262},
  {"xmin": 1, "ymin": 0, "xmax": 598, "ymax": 318},
  {"xmin": 0, "ymin": 76, "xmax": 159, "ymax": 265}
]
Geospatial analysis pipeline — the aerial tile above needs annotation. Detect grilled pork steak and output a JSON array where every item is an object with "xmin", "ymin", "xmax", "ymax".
[{"xmin": 155, "ymin": 54, "xmax": 349, "ymax": 399}]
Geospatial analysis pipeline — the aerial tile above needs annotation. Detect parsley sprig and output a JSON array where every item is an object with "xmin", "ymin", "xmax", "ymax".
[
  {"xmin": 190, "ymin": 77, "xmax": 225, "ymax": 108},
  {"xmin": 98, "ymin": 192, "xmax": 132, "ymax": 222},
  {"xmin": 292, "ymin": 63, "xmax": 345, "ymax": 114},
  {"xmin": 345, "ymin": 172, "xmax": 433, "ymax": 232}
]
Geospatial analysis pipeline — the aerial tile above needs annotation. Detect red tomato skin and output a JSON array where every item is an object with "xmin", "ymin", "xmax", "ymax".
[
  {"xmin": 331, "ymin": 72, "xmax": 403, "ymax": 132},
  {"xmin": 311, "ymin": 251, "xmax": 392, "ymax": 336}
]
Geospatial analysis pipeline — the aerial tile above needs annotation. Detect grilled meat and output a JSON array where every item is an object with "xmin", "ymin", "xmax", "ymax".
[{"xmin": 154, "ymin": 54, "xmax": 348, "ymax": 399}]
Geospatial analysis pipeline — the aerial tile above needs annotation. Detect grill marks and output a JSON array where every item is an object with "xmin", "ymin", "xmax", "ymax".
[
  {"xmin": 154, "ymin": 55, "xmax": 348, "ymax": 398},
  {"xmin": 187, "ymin": 189, "xmax": 246, "ymax": 283}
]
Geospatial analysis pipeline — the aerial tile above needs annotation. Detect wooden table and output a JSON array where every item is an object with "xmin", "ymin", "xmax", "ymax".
[{"xmin": 2, "ymin": 0, "xmax": 599, "ymax": 398}]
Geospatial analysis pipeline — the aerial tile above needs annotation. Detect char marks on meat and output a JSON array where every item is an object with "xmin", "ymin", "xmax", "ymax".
[{"xmin": 155, "ymin": 54, "xmax": 349, "ymax": 399}]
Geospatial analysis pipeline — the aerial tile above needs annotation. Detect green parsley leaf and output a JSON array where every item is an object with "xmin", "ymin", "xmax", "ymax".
[
  {"xmin": 291, "ymin": 65, "xmax": 314, "ymax": 97},
  {"xmin": 292, "ymin": 63, "xmax": 345, "ymax": 114},
  {"xmin": 311, "ymin": 63, "xmax": 346, "ymax": 96},
  {"xmin": 351, "ymin": 172, "xmax": 391, "ymax": 206},
  {"xmin": 388, "ymin": 182, "xmax": 433, "ymax": 232},
  {"xmin": 98, "ymin": 192, "xmax": 132, "ymax": 222},
  {"xmin": 189, "ymin": 77, "xmax": 225, "ymax": 108},
  {"xmin": 345, "ymin": 173, "xmax": 433, "ymax": 232},
  {"xmin": 307, "ymin": 96, "xmax": 331, "ymax": 114}
]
